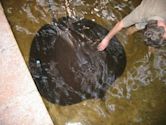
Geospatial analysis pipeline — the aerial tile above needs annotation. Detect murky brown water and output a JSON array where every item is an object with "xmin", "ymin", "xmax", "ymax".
[{"xmin": 1, "ymin": 0, "xmax": 166, "ymax": 125}]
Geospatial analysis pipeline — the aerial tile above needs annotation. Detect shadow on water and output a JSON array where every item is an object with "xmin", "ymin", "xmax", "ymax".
[{"xmin": 29, "ymin": 16, "xmax": 126, "ymax": 105}]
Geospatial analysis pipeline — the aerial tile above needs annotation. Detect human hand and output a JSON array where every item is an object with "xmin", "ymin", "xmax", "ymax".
[{"xmin": 97, "ymin": 37, "xmax": 110, "ymax": 51}]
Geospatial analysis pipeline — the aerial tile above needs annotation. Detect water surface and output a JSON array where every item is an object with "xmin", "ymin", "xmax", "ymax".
[{"xmin": 1, "ymin": 0, "xmax": 166, "ymax": 125}]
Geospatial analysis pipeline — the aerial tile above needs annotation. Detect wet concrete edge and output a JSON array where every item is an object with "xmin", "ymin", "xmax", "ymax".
[{"xmin": 0, "ymin": 3, "xmax": 54, "ymax": 125}]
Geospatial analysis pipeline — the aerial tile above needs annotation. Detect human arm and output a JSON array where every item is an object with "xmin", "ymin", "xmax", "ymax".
[
  {"xmin": 126, "ymin": 26, "xmax": 140, "ymax": 35},
  {"xmin": 97, "ymin": 3, "xmax": 144, "ymax": 51},
  {"xmin": 97, "ymin": 20, "xmax": 124, "ymax": 51}
]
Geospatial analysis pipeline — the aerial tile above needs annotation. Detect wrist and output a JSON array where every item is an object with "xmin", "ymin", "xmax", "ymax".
[{"xmin": 105, "ymin": 35, "xmax": 112, "ymax": 40}]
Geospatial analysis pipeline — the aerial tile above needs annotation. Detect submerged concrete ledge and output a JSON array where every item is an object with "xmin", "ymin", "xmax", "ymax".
[{"xmin": 0, "ymin": 3, "xmax": 53, "ymax": 125}]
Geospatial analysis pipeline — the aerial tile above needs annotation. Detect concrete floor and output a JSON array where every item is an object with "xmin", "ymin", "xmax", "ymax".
[{"xmin": 0, "ymin": 3, "xmax": 53, "ymax": 125}]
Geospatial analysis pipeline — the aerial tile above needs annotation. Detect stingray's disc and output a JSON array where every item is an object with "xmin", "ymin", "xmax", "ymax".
[{"xmin": 29, "ymin": 17, "xmax": 126, "ymax": 105}]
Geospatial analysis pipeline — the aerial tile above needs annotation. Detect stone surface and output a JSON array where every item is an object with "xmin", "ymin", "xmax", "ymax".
[{"xmin": 0, "ymin": 3, "xmax": 53, "ymax": 125}]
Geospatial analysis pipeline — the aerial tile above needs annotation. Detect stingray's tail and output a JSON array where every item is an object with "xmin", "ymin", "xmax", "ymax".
[
  {"xmin": 48, "ymin": 0, "xmax": 58, "ymax": 24},
  {"xmin": 64, "ymin": 0, "xmax": 75, "ymax": 18}
]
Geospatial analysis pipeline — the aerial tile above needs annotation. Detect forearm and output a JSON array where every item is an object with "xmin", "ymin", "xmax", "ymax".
[
  {"xmin": 97, "ymin": 20, "xmax": 124, "ymax": 51},
  {"xmin": 105, "ymin": 20, "xmax": 124, "ymax": 40},
  {"xmin": 126, "ymin": 26, "xmax": 140, "ymax": 35}
]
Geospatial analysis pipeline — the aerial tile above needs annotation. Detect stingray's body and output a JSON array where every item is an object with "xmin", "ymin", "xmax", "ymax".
[{"xmin": 29, "ymin": 17, "xmax": 126, "ymax": 105}]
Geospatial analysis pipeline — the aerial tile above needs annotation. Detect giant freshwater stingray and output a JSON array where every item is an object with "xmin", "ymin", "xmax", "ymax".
[{"xmin": 29, "ymin": 17, "xmax": 126, "ymax": 105}]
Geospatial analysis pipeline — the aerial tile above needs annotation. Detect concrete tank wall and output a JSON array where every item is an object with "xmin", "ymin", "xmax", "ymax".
[{"xmin": 0, "ymin": 3, "xmax": 53, "ymax": 125}]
